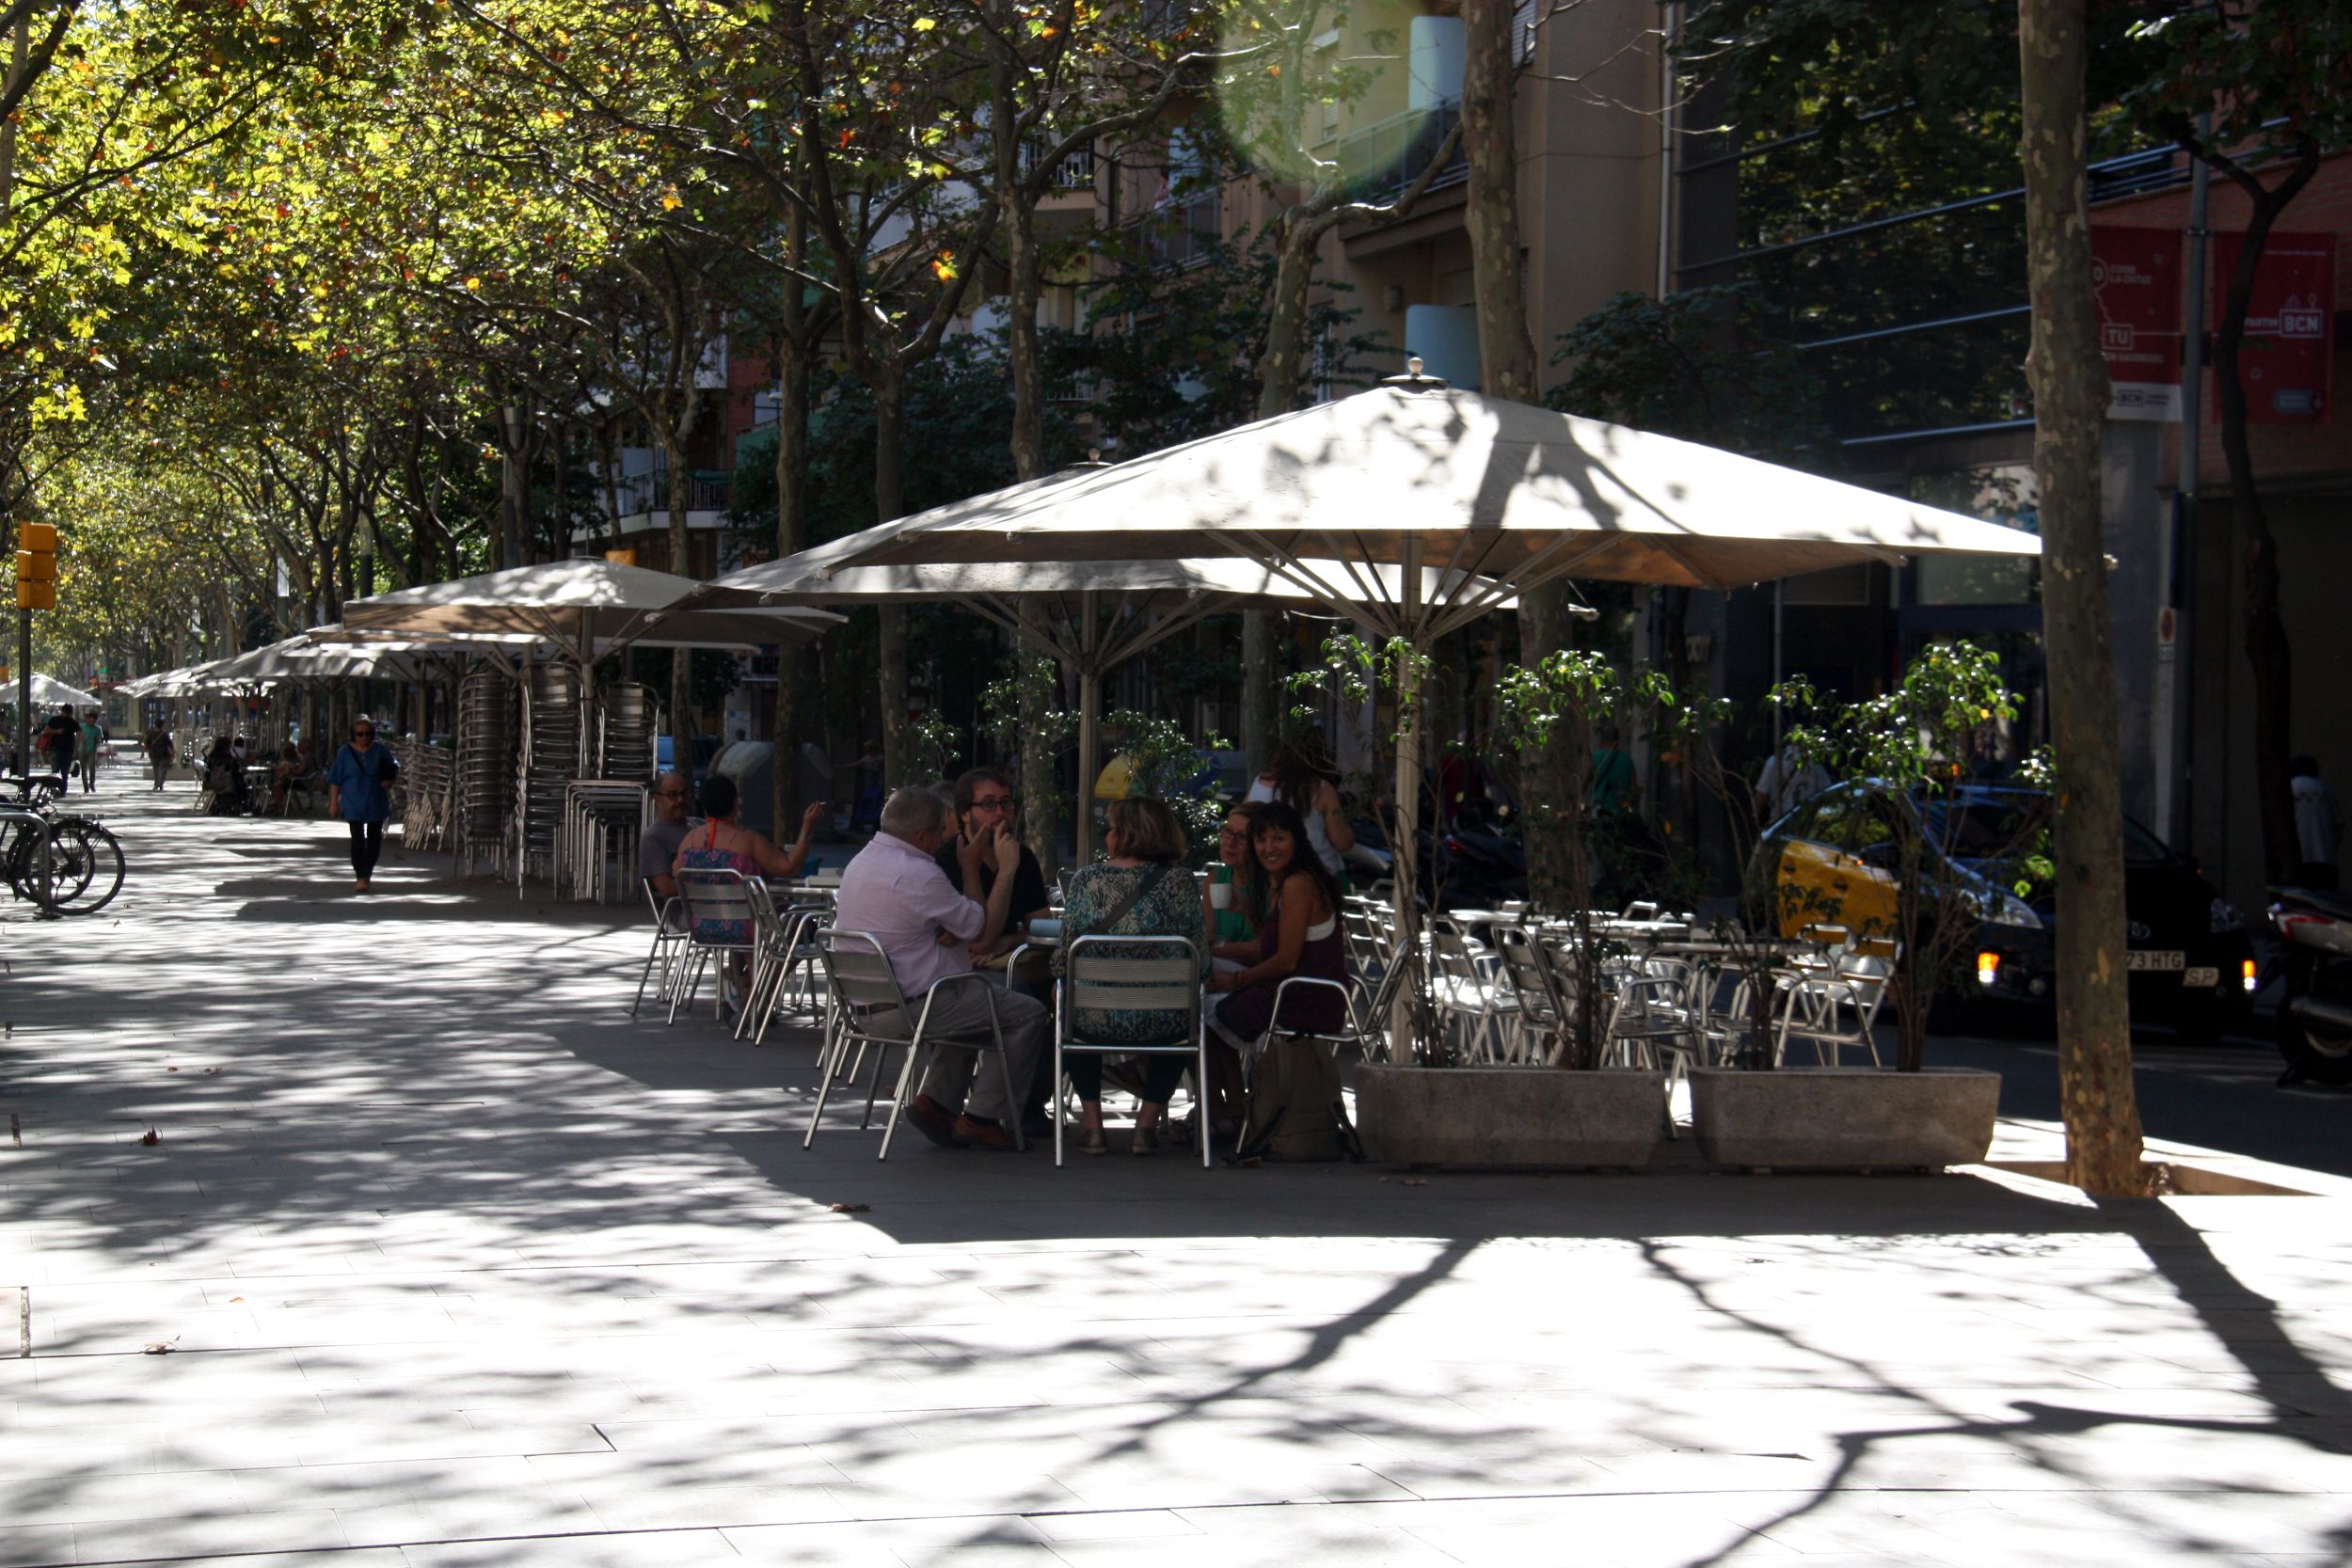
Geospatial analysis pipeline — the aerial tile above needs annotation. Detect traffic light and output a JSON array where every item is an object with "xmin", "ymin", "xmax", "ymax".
[{"xmin": 15, "ymin": 522, "xmax": 56, "ymax": 611}]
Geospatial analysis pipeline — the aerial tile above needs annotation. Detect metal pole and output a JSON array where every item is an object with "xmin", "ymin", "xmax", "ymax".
[
  {"xmin": 1391, "ymin": 539, "xmax": 1424, "ymax": 1059},
  {"xmin": 1074, "ymin": 589, "xmax": 1101, "ymax": 864},
  {"xmin": 16, "ymin": 608, "xmax": 29, "ymax": 779}
]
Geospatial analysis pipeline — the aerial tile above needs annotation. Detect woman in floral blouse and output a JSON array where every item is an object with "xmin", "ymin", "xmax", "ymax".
[{"xmin": 1058, "ymin": 797, "xmax": 1210, "ymax": 1155}]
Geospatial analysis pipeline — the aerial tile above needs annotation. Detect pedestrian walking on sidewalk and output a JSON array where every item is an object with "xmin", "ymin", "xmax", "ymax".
[
  {"xmin": 144, "ymin": 722, "xmax": 174, "ymax": 790},
  {"xmin": 77, "ymin": 711, "xmax": 103, "ymax": 793},
  {"xmin": 325, "ymin": 719, "xmax": 399, "ymax": 893}
]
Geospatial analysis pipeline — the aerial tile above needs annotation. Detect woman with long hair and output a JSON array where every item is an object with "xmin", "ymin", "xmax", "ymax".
[
  {"xmin": 1206, "ymin": 800, "xmax": 1350, "ymax": 1049},
  {"xmin": 1246, "ymin": 742, "xmax": 1355, "ymax": 882}
]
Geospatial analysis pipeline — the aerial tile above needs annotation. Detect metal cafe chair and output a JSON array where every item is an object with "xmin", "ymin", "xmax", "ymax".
[
  {"xmin": 670, "ymin": 868, "xmax": 763, "ymax": 1024},
  {"xmin": 630, "ymin": 877, "xmax": 691, "ymax": 1018},
  {"xmin": 1051, "ymin": 935, "xmax": 1209, "ymax": 1169},
  {"xmin": 803, "ymin": 928, "xmax": 1026, "ymax": 1160}
]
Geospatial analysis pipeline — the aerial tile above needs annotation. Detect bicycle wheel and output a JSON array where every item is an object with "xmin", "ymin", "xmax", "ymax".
[{"xmin": 25, "ymin": 818, "xmax": 123, "ymax": 914}]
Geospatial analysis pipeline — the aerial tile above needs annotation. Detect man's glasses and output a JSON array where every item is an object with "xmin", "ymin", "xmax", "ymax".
[
  {"xmin": 352, "ymin": 730, "xmax": 375, "ymax": 738},
  {"xmin": 968, "ymin": 796, "xmax": 1018, "ymax": 811},
  {"xmin": 1219, "ymin": 826, "xmax": 1249, "ymax": 841},
  {"xmin": 655, "ymin": 788, "xmax": 687, "ymax": 800}
]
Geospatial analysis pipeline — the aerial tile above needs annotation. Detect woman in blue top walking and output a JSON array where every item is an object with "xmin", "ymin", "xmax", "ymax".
[{"xmin": 325, "ymin": 718, "xmax": 399, "ymax": 893}]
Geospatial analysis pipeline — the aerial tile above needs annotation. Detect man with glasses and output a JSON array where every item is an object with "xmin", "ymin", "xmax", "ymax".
[
  {"xmin": 935, "ymin": 768, "xmax": 1052, "ymax": 964},
  {"xmin": 638, "ymin": 771, "xmax": 695, "ymax": 900},
  {"xmin": 935, "ymin": 767, "xmax": 1057, "ymax": 1134}
]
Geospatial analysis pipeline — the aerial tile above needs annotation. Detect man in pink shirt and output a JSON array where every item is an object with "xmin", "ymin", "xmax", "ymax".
[{"xmin": 832, "ymin": 784, "xmax": 1049, "ymax": 1150}]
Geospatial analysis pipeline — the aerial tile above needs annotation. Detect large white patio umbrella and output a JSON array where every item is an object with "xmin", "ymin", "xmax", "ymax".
[
  {"xmin": 684, "ymin": 547, "xmax": 1515, "ymax": 860},
  {"xmin": 340, "ymin": 559, "xmax": 841, "ymax": 672},
  {"xmin": 21, "ymin": 673, "xmax": 100, "ymax": 708},
  {"xmin": 818, "ymin": 374, "xmax": 2043, "ymax": 963}
]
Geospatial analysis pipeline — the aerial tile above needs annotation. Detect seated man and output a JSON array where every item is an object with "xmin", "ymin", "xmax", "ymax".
[
  {"xmin": 637, "ymin": 770, "xmax": 694, "ymax": 901},
  {"xmin": 833, "ymin": 784, "xmax": 1049, "ymax": 1151}
]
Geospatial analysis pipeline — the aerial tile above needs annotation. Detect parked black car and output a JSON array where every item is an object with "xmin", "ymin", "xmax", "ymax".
[{"xmin": 1757, "ymin": 783, "xmax": 2257, "ymax": 1038}]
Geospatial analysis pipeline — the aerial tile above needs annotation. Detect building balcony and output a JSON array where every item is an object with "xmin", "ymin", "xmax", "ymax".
[
  {"xmin": 1336, "ymin": 98, "xmax": 1467, "ymax": 201},
  {"xmin": 1139, "ymin": 188, "xmax": 1223, "ymax": 271}
]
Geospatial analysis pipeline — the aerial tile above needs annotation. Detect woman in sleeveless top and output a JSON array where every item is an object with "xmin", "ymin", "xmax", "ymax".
[
  {"xmin": 1207, "ymin": 800, "xmax": 1350, "ymax": 1050},
  {"xmin": 673, "ymin": 773, "xmax": 825, "ymax": 946}
]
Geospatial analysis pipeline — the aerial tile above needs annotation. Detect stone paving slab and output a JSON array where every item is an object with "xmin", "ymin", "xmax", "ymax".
[{"xmin": 3, "ymin": 791, "xmax": 2351, "ymax": 1565}]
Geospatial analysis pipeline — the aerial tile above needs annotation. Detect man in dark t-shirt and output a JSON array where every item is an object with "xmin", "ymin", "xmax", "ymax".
[
  {"xmin": 933, "ymin": 767, "xmax": 1052, "ymax": 958},
  {"xmin": 934, "ymin": 767, "xmax": 1056, "ymax": 1133}
]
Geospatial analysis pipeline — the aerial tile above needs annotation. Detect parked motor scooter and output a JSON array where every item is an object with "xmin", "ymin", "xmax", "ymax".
[{"xmin": 2269, "ymin": 885, "xmax": 2352, "ymax": 1085}]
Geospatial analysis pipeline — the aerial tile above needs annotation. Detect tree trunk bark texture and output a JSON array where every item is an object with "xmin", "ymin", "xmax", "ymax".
[
  {"xmin": 2018, "ymin": 0, "xmax": 2145, "ymax": 1195},
  {"xmin": 2210, "ymin": 160, "xmax": 2317, "ymax": 884},
  {"xmin": 771, "ymin": 297, "xmax": 812, "ymax": 838},
  {"xmin": 663, "ymin": 422, "xmax": 696, "ymax": 763},
  {"xmin": 1019, "ymin": 665, "xmax": 1058, "ymax": 881},
  {"xmin": 872, "ymin": 368, "xmax": 914, "ymax": 790},
  {"xmin": 1462, "ymin": 0, "xmax": 1538, "ymax": 402}
]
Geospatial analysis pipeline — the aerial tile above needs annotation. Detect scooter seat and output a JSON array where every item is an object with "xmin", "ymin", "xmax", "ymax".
[{"xmin": 2273, "ymin": 886, "xmax": 2352, "ymax": 921}]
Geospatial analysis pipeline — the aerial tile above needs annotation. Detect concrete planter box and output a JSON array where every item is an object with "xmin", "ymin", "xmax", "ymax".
[
  {"xmin": 1355, "ymin": 1065, "xmax": 1666, "ymax": 1170},
  {"xmin": 1689, "ymin": 1067, "xmax": 2001, "ymax": 1171}
]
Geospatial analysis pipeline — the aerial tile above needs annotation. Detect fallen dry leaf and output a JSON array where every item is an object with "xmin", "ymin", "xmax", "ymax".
[
  {"xmin": 141, "ymin": 1340, "xmax": 176, "ymax": 1355},
  {"xmin": 167, "ymin": 1067, "xmax": 179, "ymax": 1073},
  {"xmin": 137, "ymin": 1127, "xmax": 159, "ymax": 1147},
  {"xmin": 827, "ymin": 1202, "xmax": 871, "ymax": 1213},
  {"xmin": 228, "ymin": 1297, "xmax": 243, "ymax": 1303}
]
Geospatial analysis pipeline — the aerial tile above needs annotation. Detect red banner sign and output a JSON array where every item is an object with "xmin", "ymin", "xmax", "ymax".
[
  {"xmin": 2213, "ymin": 230, "xmax": 2336, "ymax": 424},
  {"xmin": 2092, "ymin": 227, "xmax": 2184, "ymax": 421}
]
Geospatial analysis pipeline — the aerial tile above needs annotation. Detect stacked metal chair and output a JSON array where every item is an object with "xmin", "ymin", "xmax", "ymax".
[{"xmin": 454, "ymin": 670, "xmax": 516, "ymax": 878}]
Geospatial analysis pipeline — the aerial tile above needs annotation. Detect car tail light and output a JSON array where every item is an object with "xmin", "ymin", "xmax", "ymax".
[
  {"xmin": 2244, "ymin": 958, "xmax": 2259, "ymax": 993},
  {"xmin": 1977, "ymin": 951, "xmax": 2000, "ymax": 987}
]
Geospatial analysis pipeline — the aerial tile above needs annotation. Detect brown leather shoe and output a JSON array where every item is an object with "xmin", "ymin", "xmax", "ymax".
[
  {"xmin": 952, "ymin": 1114, "xmax": 1018, "ymax": 1151},
  {"xmin": 905, "ymin": 1094, "xmax": 962, "ymax": 1148}
]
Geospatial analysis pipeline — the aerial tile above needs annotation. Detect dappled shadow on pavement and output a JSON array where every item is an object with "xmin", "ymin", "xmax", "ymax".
[{"xmin": 5, "ymin": 787, "xmax": 2351, "ymax": 1565}]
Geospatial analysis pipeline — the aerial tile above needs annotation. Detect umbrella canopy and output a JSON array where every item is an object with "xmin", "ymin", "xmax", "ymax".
[
  {"xmin": 814, "ymin": 379, "xmax": 2045, "ymax": 993},
  {"xmin": 826, "ymin": 380, "xmax": 2041, "ymax": 641},
  {"xmin": 201, "ymin": 631, "xmax": 426, "ymax": 688},
  {"xmin": 687, "ymin": 549, "xmax": 1519, "ymax": 859},
  {"xmin": 19, "ymin": 673, "xmax": 101, "ymax": 708},
  {"xmin": 119, "ymin": 662, "xmax": 228, "ymax": 700},
  {"xmin": 340, "ymin": 559, "xmax": 841, "ymax": 662}
]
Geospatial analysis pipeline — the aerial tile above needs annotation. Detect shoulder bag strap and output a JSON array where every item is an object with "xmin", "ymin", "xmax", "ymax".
[{"xmin": 1072, "ymin": 863, "xmax": 1170, "ymax": 946}]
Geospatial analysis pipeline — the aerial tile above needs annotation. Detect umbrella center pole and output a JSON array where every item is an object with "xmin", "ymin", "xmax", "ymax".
[{"xmin": 1390, "ymin": 544, "xmax": 1427, "ymax": 1062}]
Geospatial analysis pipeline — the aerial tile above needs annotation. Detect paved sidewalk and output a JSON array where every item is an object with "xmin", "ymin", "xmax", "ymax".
[{"xmin": 4, "ymin": 787, "xmax": 2350, "ymax": 1567}]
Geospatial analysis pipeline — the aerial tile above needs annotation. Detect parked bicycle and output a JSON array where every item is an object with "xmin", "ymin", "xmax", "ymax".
[{"xmin": 0, "ymin": 775, "xmax": 125, "ymax": 915}]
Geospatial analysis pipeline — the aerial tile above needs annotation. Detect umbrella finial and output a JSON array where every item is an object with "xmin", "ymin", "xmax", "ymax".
[{"xmin": 1383, "ymin": 356, "xmax": 1447, "ymax": 392}]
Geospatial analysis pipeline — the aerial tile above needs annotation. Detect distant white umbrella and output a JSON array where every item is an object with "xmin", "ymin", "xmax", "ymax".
[
  {"xmin": 19, "ymin": 673, "xmax": 100, "ymax": 708},
  {"xmin": 340, "ymin": 559, "xmax": 841, "ymax": 671}
]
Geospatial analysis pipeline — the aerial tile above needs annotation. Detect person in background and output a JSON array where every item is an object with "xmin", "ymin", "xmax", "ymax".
[
  {"xmin": 671, "ymin": 774, "xmax": 823, "ymax": 1016},
  {"xmin": 2292, "ymin": 754, "xmax": 2342, "ymax": 892},
  {"xmin": 39, "ymin": 709, "xmax": 76, "ymax": 780},
  {"xmin": 267, "ymin": 738, "xmax": 305, "ymax": 814},
  {"xmin": 77, "ymin": 710, "xmax": 103, "ymax": 792},
  {"xmin": 144, "ymin": 722, "xmax": 175, "ymax": 791},
  {"xmin": 1753, "ymin": 741, "xmax": 1831, "ymax": 827},
  {"xmin": 325, "ymin": 718, "xmax": 398, "ymax": 893},
  {"xmin": 1245, "ymin": 742, "xmax": 1355, "ymax": 884},
  {"xmin": 1588, "ymin": 721, "xmax": 1637, "ymax": 816},
  {"xmin": 1057, "ymin": 797, "xmax": 1211, "ymax": 1156},
  {"xmin": 833, "ymin": 785, "xmax": 1049, "ymax": 1151},
  {"xmin": 637, "ymin": 771, "xmax": 696, "ymax": 901}
]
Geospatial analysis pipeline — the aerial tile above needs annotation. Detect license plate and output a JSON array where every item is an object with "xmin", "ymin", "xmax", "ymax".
[
  {"xmin": 2127, "ymin": 950, "xmax": 2185, "ymax": 972},
  {"xmin": 2183, "ymin": 966, "xmax": 2219, "ymax": 988}
]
